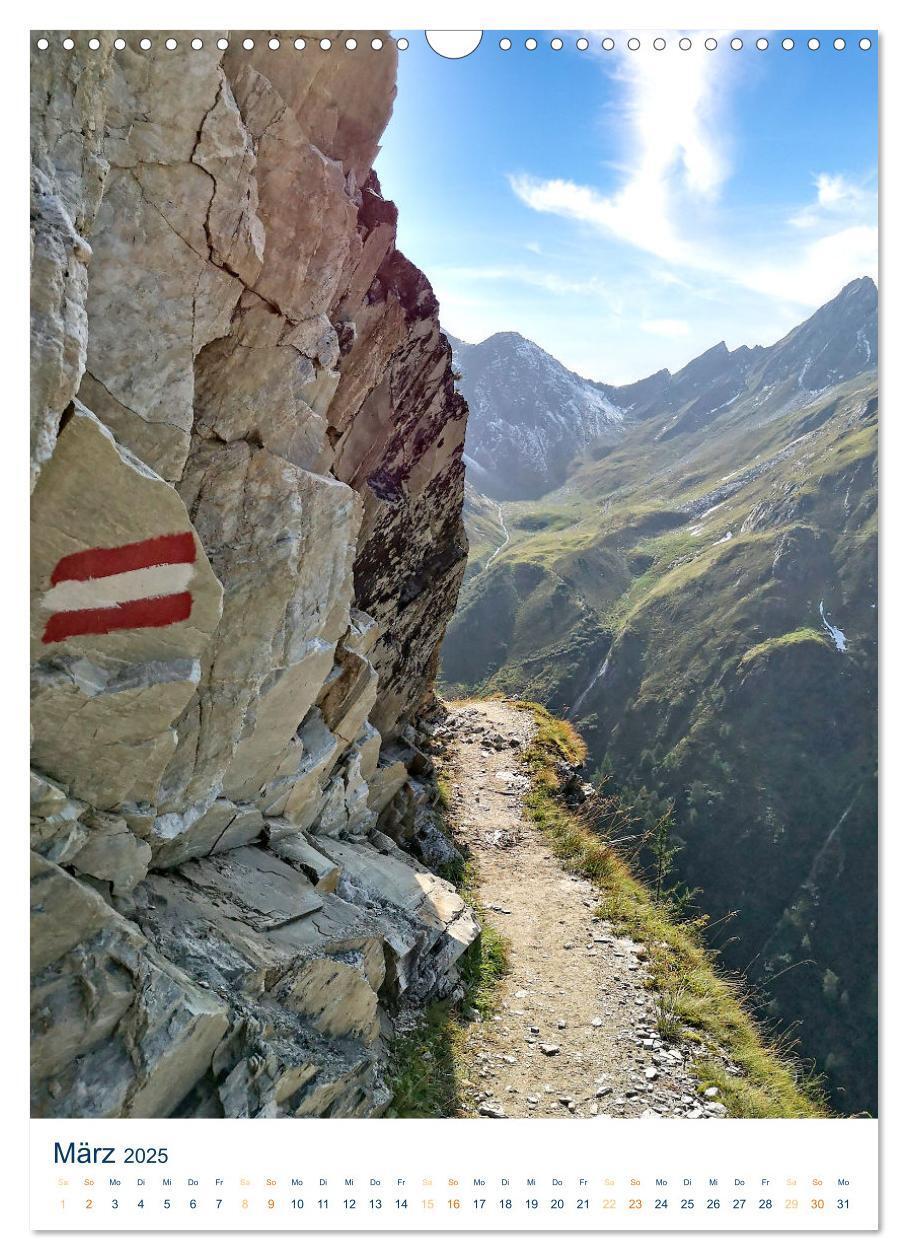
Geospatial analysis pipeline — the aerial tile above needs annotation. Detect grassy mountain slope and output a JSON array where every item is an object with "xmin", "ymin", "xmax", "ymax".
[
  {"xmin": 441, "ymin": 285, "xmax": 878, "ymax": 1113},
  {"xmin": 388, "ymin": 703, "xmax": 827, "ymax": 1119}
]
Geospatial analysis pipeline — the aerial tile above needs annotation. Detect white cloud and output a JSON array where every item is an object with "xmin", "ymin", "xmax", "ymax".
[
  {"xmin": 510, "ymin": 40, "xmax": 728, "ymax": 267},
  {"xmin": 816, "ymin": 173, "xmax": 858, "ymax": 207},
  {"xmin": 641, "ymin": 318, "xmax": 691, "ymax": 338},
  {"xmin": 434, "ymin": 263, "xmax": 622, "ymax": 307},
  {"xmin": 736, "ymin": 225, "xmax": 877, "ymax": 306},
  {"xmin": 509, "ymin": 52, "xmax": 877, "ymax": 310},
  {"xmin": 789, "ymin": 172, "xmax": 873, "ymax": 229}
]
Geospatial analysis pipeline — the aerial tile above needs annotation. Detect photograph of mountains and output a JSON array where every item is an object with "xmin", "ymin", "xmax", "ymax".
[
  {"xmin": 444, "ymin": 277, "xmax": 878, "ymax": 1115},
  {"xmin": 30, "ymin": 31, "xmax": 876, "ymax": 1122}
]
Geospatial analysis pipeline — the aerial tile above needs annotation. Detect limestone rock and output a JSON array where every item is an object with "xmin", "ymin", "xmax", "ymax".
[
  {"xmin": 30, "ymin": 35, "xmax": 113, "ymax": 485},
  {"xmin": 70, "ymin": 811, "xmax": 152, "ymax": 894},
  {"xmin": 30, "ymin": 32, "xmax": 472, "ymax": 1120},
  {"xmin": 308, "ymin": 835, "xmax": 480, "ymax": 998},
  {"xmin": 178, "ymin": 846, "xmax": 324, "ymax": 930},
  {"xmin": 31, "ymin": 851, "xmax": 117, "ymax": 974},
  {"xmin": 30, "ymin": 855, "xmax": 229, "ymax": 1117},
  {"xmin": 222, "ymin": 640, "xmax": 336, "ymax": 801},
  {"xmin": 151, "ymin": 799, "xmax": 264, "ymax": 868},
  {"xmin": 318, "ymin": 646, "xmax": 379, "ymax": 748},
  {"xmin": 313, "ymin": 745, "xmax": 374, "ymax": 837},
  {"xmin": 266, "ymin": 825, "xmax": 342, "ymax": 892},
  {"xmin": 122, "ymin": 860, "xmax": 392, "ymax": 1113},
  {"xmin": 344, "ymin": 608, "xmax": 381, "ymax": 657},
  {"xmin": 191, "ymin": 78, "xmax": 265, "ymax": 285},
  {"xmin": 368, "ymin": 757, "xmax": 409, "ymax": 815},
  {"xmin": 162, "ymin": 447, "xmax": 360, "ymax": 813},
  {"xmin": 30, "ymin": 773, "xmax": 89, "ymax": 864},
  {"xmin": 76, "ymin": 38, "xmax": 242, "ymax": 481},
  {"xmin": 192, "ymin": 294, "xmax": 334, "ymax": 473},
  {"xmin": 30, "ymin": 406, "xmax": 223, "ymax": 808},
  {"xmin": 275, "ymin": 711, "xmax": 342, "ymax": 826},
  {"xmin": 30, "ymin": 770, "xmax": 69, "ymax": 818}
]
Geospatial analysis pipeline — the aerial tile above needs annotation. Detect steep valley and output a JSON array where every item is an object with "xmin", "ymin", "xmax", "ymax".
[
  {"xmin": 29, "ymin": 32, "xmax": 874, "ymax": 1124},
  {"xmin": 443, "ymin": 281, "xmax": 878, "ymax": 1114}
]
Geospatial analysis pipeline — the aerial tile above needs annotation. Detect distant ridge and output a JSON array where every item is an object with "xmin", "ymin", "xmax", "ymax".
[{"xmin": 451, "ymin": 278, "xmax": 878, "ymax": 500}]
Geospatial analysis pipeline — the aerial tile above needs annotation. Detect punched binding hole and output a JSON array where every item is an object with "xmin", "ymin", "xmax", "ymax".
[{"xmin": 45, "ymin": 27, "xmax": 864, "ymax": 59}]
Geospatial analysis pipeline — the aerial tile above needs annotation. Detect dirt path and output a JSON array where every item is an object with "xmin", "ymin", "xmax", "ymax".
[{"xmin": 438, "ymin": 700, "xmax": 723, "ymax": 1120}]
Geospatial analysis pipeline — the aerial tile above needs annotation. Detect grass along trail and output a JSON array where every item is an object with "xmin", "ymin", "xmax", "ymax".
[{"xmin": 438, "ymin": 700, "xmax": 723, "ymax": 1119}]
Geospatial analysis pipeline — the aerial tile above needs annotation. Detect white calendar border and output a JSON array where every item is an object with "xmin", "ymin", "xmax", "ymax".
[
  {"xmin": 6, "ymin": 0, "xmax": 904, "ymax": 1253},
  {"xmin": 30, "ymin": 1117, "xmax": 878, "ymax": 1233}
]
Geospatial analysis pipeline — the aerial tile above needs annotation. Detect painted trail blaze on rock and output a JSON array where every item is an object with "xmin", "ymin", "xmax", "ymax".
[
  {"xmin": 41, "ymin": 532, "xmax": 196, "ymax": 643},
  {"xmin": 30, "ymin": 31, "xmax": 474, "ymax": 1120}
]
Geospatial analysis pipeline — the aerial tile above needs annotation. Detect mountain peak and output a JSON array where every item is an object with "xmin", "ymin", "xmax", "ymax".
[
  {"xmin": 758, "ymin": 275, "xmax": 877, "ymax": 392},
  {"xmin": 840, "ymin": 275, "xmax": 877, "ymax": 297},
  {"xmin": 453, "ymin": 277, "xmax": 877, "ymax": 497},
  {"xmin": 455, "ymin": 332, "xmax": 626, "ymax": 499}
]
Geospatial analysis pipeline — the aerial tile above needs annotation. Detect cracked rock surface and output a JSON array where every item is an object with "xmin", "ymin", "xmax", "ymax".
[{"xmin": 30, "ymin": 30, "xmax": 473, "ymax": 1118}]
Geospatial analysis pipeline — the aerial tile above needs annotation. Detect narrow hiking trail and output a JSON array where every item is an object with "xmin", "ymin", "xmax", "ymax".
[{"xmin": 438, "ymin": 700, "xmax": 724, "ymax": 1120}]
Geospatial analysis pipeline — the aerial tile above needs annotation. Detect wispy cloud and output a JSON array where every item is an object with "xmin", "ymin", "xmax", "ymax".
[
  {"xmin": 510, "ymin": 42, "xmax": 728, "ymax": 267},
  {"xmin": 509, "ymin": 45, "xmax": 877, "ymax": 309},
  {"xmin": 736, "ymin": 224, "xmax": 877, "ymax": 305},
  {"xmin": 434, "ymin": 263, "xmax": 622, "ymax": 307},
  {"xmin": 788, "ymin": 172, "xmax": 875, "ymax": 229}
]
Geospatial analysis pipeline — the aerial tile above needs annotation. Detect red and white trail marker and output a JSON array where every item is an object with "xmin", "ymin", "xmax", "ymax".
[{"xmin": 41, "ymin": 531, "xmax": 197, "ymax": 645}]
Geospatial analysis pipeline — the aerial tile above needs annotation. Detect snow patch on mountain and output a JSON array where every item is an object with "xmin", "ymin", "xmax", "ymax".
[{"xmin": 452, "ymin": 331, "xmax": 628, "ymax": 500}]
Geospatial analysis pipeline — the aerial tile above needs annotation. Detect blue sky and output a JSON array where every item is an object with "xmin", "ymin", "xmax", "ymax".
[{"xmin": 376, "ymin": 31, "xmax": 878, "ymax": 384}]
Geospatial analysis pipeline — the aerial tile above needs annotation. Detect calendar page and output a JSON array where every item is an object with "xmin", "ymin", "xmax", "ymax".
[{"xmin": 28, "ymin": 11, "xmax": 879, "ymax": 1238}]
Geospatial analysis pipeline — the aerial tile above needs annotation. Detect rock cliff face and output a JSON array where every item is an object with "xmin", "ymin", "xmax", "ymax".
[{"xmin": 30, "ymin": 31, "xmax": 473, "ymax": 1118}]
